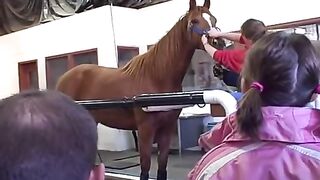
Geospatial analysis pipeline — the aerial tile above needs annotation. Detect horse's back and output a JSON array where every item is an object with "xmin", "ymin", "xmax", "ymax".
[
  {"xmin": 56, "ymin": 64, "xmax": 111, "ymax": 99},
  {"xmin": 56, "ymin": 64, "xmax": 140, "ymax": 99}
]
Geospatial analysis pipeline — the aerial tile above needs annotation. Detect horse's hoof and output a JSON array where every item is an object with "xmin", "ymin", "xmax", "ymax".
[
  {"xmin": 157, "ymin": 169, "xmax": 167, "ymax": 180},
  {"xmin": 140, "ymin": 172, "xmax": 149, "ymax": 180}
]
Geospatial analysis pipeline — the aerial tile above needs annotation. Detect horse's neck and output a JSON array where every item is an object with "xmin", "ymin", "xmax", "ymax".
[{"xmin": 147, "ymin": 19, "xmax": 196, "ymax": 86}]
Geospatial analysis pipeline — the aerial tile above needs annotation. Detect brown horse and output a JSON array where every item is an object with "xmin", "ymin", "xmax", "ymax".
[{"xmin": 56, "ymin": 0, "xmax": 223, "ymax": 179}]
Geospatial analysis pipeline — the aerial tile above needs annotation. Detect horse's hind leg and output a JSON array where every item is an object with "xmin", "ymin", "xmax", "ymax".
[
  {"xmin": 138, "ymin": 124, "xmax": 155, "ymax": 180},
  {"xmin": 156, "ymin": 122, "xmax": 177, "ymax": 180},
  {"xmin": 132, "ymin": 130, "xmax": 139, "ymax": 152}
]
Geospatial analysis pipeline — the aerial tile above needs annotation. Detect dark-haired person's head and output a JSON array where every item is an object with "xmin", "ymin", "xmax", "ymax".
[
  {"xmin": 238, "ymin": 31, "xmax": 320, "ymax": 137},
  {"xmin": 240, "ymin": 18, "xmax": 267, "ymax": 46},
  {"xmin": 0, "ymin": 90, "xmax": 104, "ymax": 180}
]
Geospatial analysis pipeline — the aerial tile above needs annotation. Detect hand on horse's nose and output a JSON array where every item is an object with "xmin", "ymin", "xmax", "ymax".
[{"xmin": 201, "ymin": 35, "xmax": 208, "ymax": 45}]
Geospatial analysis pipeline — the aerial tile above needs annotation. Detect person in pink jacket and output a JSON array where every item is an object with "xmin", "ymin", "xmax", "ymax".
[{"xmin": 188, "ymin": 31, "xmax": 320, "ymax": 180}]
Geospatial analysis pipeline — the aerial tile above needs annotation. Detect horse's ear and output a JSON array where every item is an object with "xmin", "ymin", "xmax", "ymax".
[
  {"xmin": 189, "ymin": 0, "xmax": 196, "ymax": 11},
  {"xmin": 203, "ymin": 0, "xmax": 210, "ymax": 9}
]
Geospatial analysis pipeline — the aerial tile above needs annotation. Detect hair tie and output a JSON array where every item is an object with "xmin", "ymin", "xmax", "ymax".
[
  {"xmin": 315, "ymin": 85, "xmax": 320, "ymax": 94},
  {"xmin": 250, "ymin": 82, "xmax": 264, "ymax": 92}
]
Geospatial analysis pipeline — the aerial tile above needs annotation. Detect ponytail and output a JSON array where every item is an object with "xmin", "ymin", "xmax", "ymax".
[{"xmin": 236, "ymin": 88, "xmax": 263, "ymax": 138}]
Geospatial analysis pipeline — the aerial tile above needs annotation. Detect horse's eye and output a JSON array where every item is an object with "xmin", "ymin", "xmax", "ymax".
[{"xmin": 191, "ymin": 19, "xmax": 199, "ymax": 24}]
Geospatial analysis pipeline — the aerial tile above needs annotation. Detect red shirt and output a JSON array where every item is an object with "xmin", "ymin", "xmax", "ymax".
[{"xmin": 213, "ymin": 36, "xmax": 248, "ymax": 74}]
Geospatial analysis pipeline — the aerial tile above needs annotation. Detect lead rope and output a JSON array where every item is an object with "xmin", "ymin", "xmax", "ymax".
[{"xmin": 109, "ymin": 0, "xmax": 118, "ymax": 65}]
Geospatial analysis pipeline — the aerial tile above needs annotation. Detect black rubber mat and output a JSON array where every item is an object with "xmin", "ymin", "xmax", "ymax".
[{"xmin": 105, "ymin": 161, "xmax": 140, "ymax": 170}]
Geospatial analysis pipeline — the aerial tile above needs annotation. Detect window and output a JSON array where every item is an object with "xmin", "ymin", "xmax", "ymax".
[
  {"xmin": 270, "ymin": 24, "xmax": 320, "ymax": 40},
  {"xmin": 117, "ymin": 46, "xmax": 139, "ymax": 68},
  {"xmin": 46, "ymin": 48, "xmax": 98, "ymax": 89},
  {"xmin": 265, "ymin": 17, "xmax": 320, "ymax": 40},
  {"xmin": 74, "ymin": 50, "xmax": 98, "ymax": 66},
  {"xmin": 18, "ymin": 60, "xmax": 39, "ymax": 91},
  {"xmin": 232, "ymin": 18, "xmax": 320, "ymax": 41},
  {"xmin": 46, "ymin": 56, "xmax": 69, "ymax": 89},
  {"xmin": 273, "ymin": 24, "xmax": 320, "ymax": 56}
]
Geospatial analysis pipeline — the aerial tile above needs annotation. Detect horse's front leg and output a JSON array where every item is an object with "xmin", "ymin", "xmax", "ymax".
[
  {"xmin": 138, "ymin": 123, "xmax": 155, "ymax": 180},
  {"xmin": 156, "ymin": 121, "xmax": 177, "ymax": 180}
]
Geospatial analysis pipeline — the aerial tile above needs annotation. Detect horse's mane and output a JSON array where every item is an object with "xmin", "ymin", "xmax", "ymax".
[{"xmin": 120, "ymin": 13, "xmax": 189, "ymax": 78}]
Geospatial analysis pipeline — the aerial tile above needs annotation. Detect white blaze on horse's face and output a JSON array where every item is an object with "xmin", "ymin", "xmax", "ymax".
[{"xmin": 202, "ymin": 13, "xmax": 213, "ymax": 28}]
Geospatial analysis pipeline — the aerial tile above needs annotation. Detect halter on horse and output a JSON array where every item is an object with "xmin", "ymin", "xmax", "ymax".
[{"xmin": 55, "ymin": 0, "xmax": 223, "ymax": 179}]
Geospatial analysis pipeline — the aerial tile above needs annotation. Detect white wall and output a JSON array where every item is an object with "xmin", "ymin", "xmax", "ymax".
[
  {"xmin": 139, "ymin": 0, "xmax": 189, "ymax": 45},
  {"xmin": 112, "ymin": 6, "xmax": 148, "ymax": 53},
  {"xmin": 140, "ymin": 0, "xmax": 320, "ymax": 38},
  {"xmin": 211, "ymin": 0, "xmax": 320, "ymax": 31}
]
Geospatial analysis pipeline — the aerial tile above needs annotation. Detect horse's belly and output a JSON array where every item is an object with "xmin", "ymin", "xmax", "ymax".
[{"xmin": 90, "ymin": 108, "xmax": 137, "ymax": 130}]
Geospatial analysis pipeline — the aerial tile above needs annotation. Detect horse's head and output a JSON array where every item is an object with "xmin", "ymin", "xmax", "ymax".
[{"xmin": 186, "ymin": 0, "xmax": 225, "ymax": 50}]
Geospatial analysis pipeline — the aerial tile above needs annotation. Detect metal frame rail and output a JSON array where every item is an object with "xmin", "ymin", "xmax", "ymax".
[{"xmin": 76, "ymin": 91, "xmax": 206, "ymax": 109}]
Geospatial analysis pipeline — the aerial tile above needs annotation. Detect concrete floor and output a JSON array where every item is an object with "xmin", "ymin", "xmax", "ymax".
[{"xmin": 98, "ymin": 149, "xmax": 203, "ymax": 180}]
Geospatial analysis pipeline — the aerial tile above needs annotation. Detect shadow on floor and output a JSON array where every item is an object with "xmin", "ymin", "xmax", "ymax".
[{"xmin": 97, "ymin": 149, "xmax": 203, "ymax": 180}]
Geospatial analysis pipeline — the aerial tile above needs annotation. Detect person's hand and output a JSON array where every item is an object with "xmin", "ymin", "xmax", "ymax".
[
  {"xmin": 207, "ymin": 28, "xmax": 222, "ymax": 38},
  {"xmin": 201, "ymin": 35, "xmax": 208, "ymax": 45}
]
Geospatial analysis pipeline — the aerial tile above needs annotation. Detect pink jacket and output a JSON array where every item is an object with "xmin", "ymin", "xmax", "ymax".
[{"xmin": 188, "ymin": 106, "xmax": 320, "ymax": 180}]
